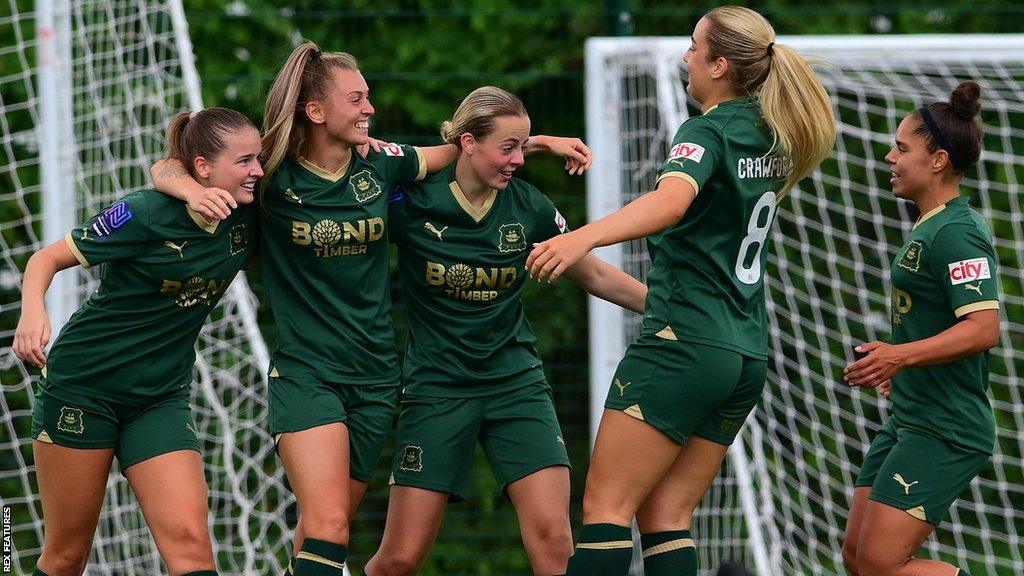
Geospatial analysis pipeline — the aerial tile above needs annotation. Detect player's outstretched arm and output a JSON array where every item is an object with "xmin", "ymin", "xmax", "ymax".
[
  {"xmin": 526, "ymin": 135, "xmax": 592, "ymax": 175},
  {"xmin": 151, "ymin": 158, "xmax": 236, "ymax": 221},
  {"xmin": 527, "ymin": 177, "xmax": 695, "ymax": 283},
  {"xmin": 562, "ymin": 253, "xmax": 646, "ymax": 313},
  {"xmin": 843, "ymin": 309, "xmax": 999, "ymax": 389},
  {"xmin": 14, "ymin": 240, "xmax": 79, "ymax": 367}
]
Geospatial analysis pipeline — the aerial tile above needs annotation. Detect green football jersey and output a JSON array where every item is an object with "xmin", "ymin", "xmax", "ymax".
[
  {"xmin": 46, "ymin": 190, "xmax": 255, "ymax": 401},
  {"xmin": 643, "ymin": 97, "xmax": 787, "ymax": 359},
  {"xmin": 888, "ymin": 195, "xmax": 999, "ymax": 453},
  {"xmin": 388, "ymin": 163, "xmax": 567, "ymax": 397},
  {"xmin": 261, "ymin": 147, "xmax": 425, "ymax": 383}
]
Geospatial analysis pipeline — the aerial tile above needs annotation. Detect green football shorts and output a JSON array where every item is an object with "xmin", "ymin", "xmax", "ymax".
[
  {"xmin": 604, "ymin": 335, "xmax": 766, "ymax": 446},
  {"xmin": 389, "ymin": 380, "xmax": 570, "ymax": 502},
  {"xmin": 32, "ymin": 378, "xmax": 199, "ymax": 472},
  {"xmin": 268, "ymin": 373, "xmax": 399, "ymax": 483},
  {"xmin": 855, "ymin": 420, "xmax": 989, "ymax": 525}
]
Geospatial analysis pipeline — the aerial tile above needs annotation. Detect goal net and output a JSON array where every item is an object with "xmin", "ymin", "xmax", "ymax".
[
  {"xmin": 586, "ymin": 35, "xmax": 1024, "ymax": 575},
  {"xmin": 1, "ymin": 1, "xmax": 292, "ymax": 573}
]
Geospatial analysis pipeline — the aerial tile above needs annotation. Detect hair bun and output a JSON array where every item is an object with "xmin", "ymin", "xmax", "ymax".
[
  {"xmin": 949, "ymin": 81, "xmax": 981, "ymax": 120},
  {"xmin": 439, "ymin": 120, "xmax": 456, "ymax": 144}
]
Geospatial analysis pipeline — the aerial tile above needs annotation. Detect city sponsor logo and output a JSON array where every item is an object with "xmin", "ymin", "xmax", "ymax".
[
  {"xmin": 947, "ymin": 257, "xmax": 990, "ymax": 286},
  {"xmin": 87, "ymin": 201, "xmax": 134, "ymax": 239},
  {"xmin": 425, "ymin": 260, "xmax": 517, "ymax": 302},
  {"xmin": 498, "ymin": 222, "xmax": 527, "ymax": 253},
  {"xmin": 291, "ymin": 217, "xmax": 385, "ymax": 258},
  {"xmin": 57, "ymin": 406, "xmax": 85, "ymax": 434},
  {"xmin": 381, "ymin": 143, "xmax": 404, "ymax": 157},
  {"xmin": 161, "ymin": 275, "xmax": 231, "ymax": 308},
  {"xmin": 737, "ymin": 155, "xmax": 791, "ymax": 180},
  {"xmin": 554, "ymin": 210, "xmax": 568, "ymax": 233},
  {"xmin": 349, "ymin": 169, "xmax": 383, "ymax": 203},
  {"xmin": 229, "ymin": 223, "xmax": 248, "ymax": 255},
  {"xmin": 668, "ymin": 142, "xmax": 705, "ymax": 163},
  {"xmin": 898, "ymin": 240, "xmax": 924, "ymax": 272}
]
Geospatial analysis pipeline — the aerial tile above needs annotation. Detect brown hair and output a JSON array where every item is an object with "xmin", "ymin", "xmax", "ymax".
[
  {"xmin": 261, "ymin": 41, "xmax": 360, "ymax": 182},
  {"xmin": 166, "ymin": 107, "xmax": 255, "ymax": 178},
  {"xmin": 703, "ymin": 6, "xmax": 836, "ymax": 194},
  {"xmin": 440, "ymin": 86, "xmax": 527, "ymax": 148},
  {"xmin": 910, "ymin": 81, "xmax": 983, "ymax": 175}
]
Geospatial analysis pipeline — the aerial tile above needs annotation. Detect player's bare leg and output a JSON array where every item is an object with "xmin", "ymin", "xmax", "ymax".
[
  {"xmin": 33, "ymin": 441, "xmax": 114, "ymax": 576},
  {"xmin": 362, "ymin": 486, "xmax": 448, "ymax": 576},
  {"xmin": 842, "ymin": 487, "xmax": 872, "ymax": 576},
  {"xmin": 127, "ymin": 449, "xmax": 215, "ymax": 575},
  {"xmin": 278, "ymin": 423, "xmax": 352, "ymax": 574},
  {"xmin": 507, "ymin": 465, "xmax": 573, "ymax": 575},
  {"xmin": 855, "ymin": 501, "xmax": 958, "ymax": 576},
  {"xmin": 634, "ymin": 436, "xmax": 728, "ymax": 576},
  {"xmin": 566, "ymin": 410, "xmax": 682, "ymax": 575}
]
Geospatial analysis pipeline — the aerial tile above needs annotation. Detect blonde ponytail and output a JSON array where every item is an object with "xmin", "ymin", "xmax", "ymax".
[
  {"xmin": 261, "ymin": 41, "xmax": 359, "ymax": 189},
  {"xmin": 440, "ymin": 86, "xmax": 526, "ymax": 148},
  {"xmin": 704, "ymin": 6, "xmax": 835, "ymax": 194}
]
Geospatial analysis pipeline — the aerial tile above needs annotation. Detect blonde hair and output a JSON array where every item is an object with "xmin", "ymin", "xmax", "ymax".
[
  {"xmin": 704, "ymin": 6, "xmax": 835, "ymax": 194},
  {"xmin": 166, "ymin": 107, "xmax": 255, "ymax": 178},
  {"xmin": 261, "ymin": 41, "xmax": 359, "ymax": 187},
  {"xmin": 440, "ymin": 86, "xmax": 527, "ymax": 148}
]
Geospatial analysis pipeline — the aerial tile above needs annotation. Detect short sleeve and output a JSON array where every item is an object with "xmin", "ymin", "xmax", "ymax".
[
  {"xmin": 529, "ymin": 187, "xmax": 570, "ymax": 243},
  {"xmin": 372, "ymin": 143, "xmax": 426, "ymax": 185},
  {"xmin": 66, "ymin": 194, "xmax": 150, "ymax": 268},
  {"xmin": 656, "ymin": 118, "xmax": 721, "ymax": 195},
  {"xmin": 928, "ymin": 223, "xmax": 1000, "ymax": 318}
]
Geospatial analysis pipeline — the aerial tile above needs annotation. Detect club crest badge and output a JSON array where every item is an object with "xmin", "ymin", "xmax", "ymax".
[
  {"xmin": 400, "ymin": 445, "xmax": 423, "ymax": 472},
  {"xmin": 498, "ymin": 222, "xmax": 527, "ymax": 253},
  {"xmin": 350, "ymin": 169, "xmax": 382, "ymax": 203},
  {"xmin": 229, "ymin": 223, "xmax": 247, "ymax": 255},
  {"xmin": 57, "ymin": 406, "xmax": 85, "ymax": 435},
  {"xmin": 898, "ymin": 240, "xmax": 923, "ymax": 272}
]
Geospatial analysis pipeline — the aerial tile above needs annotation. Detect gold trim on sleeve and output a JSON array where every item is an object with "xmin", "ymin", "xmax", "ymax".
[
  {"xmin": 65, "ymin": 233, "xmax": 91, "ymax": 268},
  {"xmin": 954, "ymin": 300, "xmax": 999, "ymax": 318},
  {"xmin": 656, "ymin": 172, "xmax": 700, "ymax": 196},
  {"xmin": 414, "ymin": 147, "xmax": 427, "ymax": 181}
]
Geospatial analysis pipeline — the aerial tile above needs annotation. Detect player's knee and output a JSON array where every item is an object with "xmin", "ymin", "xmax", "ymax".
[
  {"xmin": 301, "ymin": 508, "xmax": 351, "ymax": 544},
  {"xmin": 855, "ymin": 547, "xmax": 898, "ymax": 576},
  {"xmin": 373, "ymin": 551, "xmax": 426, "ymax": 576},
  {"xmin": 840, "ymin": 537, "xmax": 859, "ymax": 576},
  {"xmin": 635, "ymin": 504, "xmax": 693, "ymax": 532},
  {"xmin": 40, "ymin": 540, "xmax": 91, "ymax": 575},
  {"xmin": 526, "ymin": 515, "xmax": 573, "ymax": 556},
  {"xmin": 580, "ymin": 486, "xmax": 631, "ymax": 525},
  {"xmin": 161, "ymin": 521, "xmax": 214, "ymax": 566}
]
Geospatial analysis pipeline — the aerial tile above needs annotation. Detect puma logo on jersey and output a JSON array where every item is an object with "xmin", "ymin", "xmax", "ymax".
[
  {"xmin": 424, "ymin": 222, "xmax": 448, "ymax": 241},
  {"xmin": 556, "ymin": 435, "xmax": 565, "ymax": 445},
  {"xmin": 964, "ymin": 282, "xmax": 983, "ymax": 295},
  {"xmin": 285, "ymin": 188, "xmax": 302, "ymax": 203},
  {"xmin": 613, "ymin": 378, "xmax": 631, "ymax": 397},
  {"xmin": 893, "ymin": 473, "xmax": 919, "ymax": 495},
  {"xmin": 164, "ymin": 240, "xmax": 187, "ymax": 258}
]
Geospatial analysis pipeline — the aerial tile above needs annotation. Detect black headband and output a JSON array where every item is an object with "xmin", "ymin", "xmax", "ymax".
[{"xmin": 918, "ymin": 106, "xmax": 968, "ymax": 171}]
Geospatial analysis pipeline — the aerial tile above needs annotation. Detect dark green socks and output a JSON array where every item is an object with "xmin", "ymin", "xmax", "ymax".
[
  {"xmin": 566, "ymin": 523, "xmax": 634, "ymax": 575},
  {"xmin": 641, "ymin": 529, "xmax": 697, "ymax": 576},
  {"xmin": 293, "ymin": 538, "xmax": 347, "ymax": 575}
]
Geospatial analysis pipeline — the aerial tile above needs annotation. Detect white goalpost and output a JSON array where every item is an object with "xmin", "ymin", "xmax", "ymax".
[
  {"xmin": 586, "ymin": 35, "xmax": 1024, "ymax": 575},
  {"xmin": 1, "ymin": 1, "xmax": 306, "ymax": 573}
]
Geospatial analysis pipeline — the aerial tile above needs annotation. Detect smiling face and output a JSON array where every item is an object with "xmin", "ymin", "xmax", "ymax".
[
  {"xmin": 197, "ymin": 126, "xmax": 263, "ymax": 205},
  {"xmin": 885, "ymin": 116, "xmax": 943, "ymax": 201},
  {"xmin": 462, "ymin": 114, "xmax": 531, "ymax": 190},
  {"xmin": 308, "ymin": 67, "xmax": 374, "ymax": 146}
]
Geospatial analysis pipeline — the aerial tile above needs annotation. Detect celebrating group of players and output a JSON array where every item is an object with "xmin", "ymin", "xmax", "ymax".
[{"xmin": 13, "ymin": 5, "xmax": 1001, "ymax": 576}]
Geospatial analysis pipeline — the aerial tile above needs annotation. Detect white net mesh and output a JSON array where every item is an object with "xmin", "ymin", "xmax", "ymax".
[
  {"xmin": 586, "ymin": 36, "xmax": 1024, "ymax": 575},
  {"xmin": 1, "ymin": 2, "xmax": 291, "ymax": 573}
]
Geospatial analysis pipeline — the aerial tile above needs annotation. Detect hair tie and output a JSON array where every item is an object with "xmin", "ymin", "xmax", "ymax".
[
  {"xmin": 766, "ymin": 42, "xmax": 775, "ymax": 57},
  {"xmin": 189, "ymin": 110, "xmax": 199, "ymax": 120},
  {"xmin": 918, "ymin": 106, "xmax": 967, "ymax": 170}
]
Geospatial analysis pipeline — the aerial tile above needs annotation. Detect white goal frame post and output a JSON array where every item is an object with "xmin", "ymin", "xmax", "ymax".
[{"xmin": 586, "ymin": 34, "xmax": 1024, "ymax": 576}]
